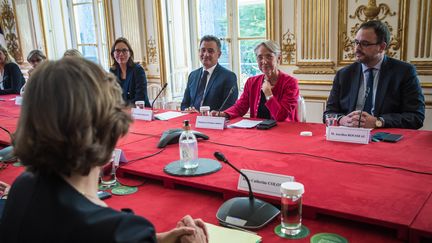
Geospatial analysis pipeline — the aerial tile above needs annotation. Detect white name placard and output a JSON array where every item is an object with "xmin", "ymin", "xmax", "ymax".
[
  {"xmin": 326, "ymin": 126, "xmax": 371, "ymax": 144},
  {"xmin": 111, "ymin": 148, "xmax": 128, "ymax": 166},
  {"xmin": 195, "ymin": 116, "xmax": 225, "ymax": 130},
  {"xmin": 15, "ymin": 96, "xmax": 22, "ymax": 105},
  {"xmin": 237, "ymin": 169, "xmax": 294, "ymax": 197},
  {"xmin": 131, "ymin": 108, "xmax": 153, "ymax": 121}
]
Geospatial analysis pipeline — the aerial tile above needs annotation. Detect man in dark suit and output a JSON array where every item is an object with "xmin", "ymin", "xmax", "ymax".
[
  {"xmin": 324, "ymin": 20, "xmax": 425, "ymax": 129},
  {"xmin": 181, "ymin": 35, "xmax": 238, "ymax": 111}
]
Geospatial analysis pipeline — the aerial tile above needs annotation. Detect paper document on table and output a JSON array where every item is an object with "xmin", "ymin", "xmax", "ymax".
[
  {"xmin": 205, "ymin": 223, "xmax": 261, "ymax": 243},
  {"xmin": 154, "ymin": 111, "xmax": 186, "ymax": 120},
  {"xmin": 228, "ymin": 119, "xmax": 262, "ymax": 129}
]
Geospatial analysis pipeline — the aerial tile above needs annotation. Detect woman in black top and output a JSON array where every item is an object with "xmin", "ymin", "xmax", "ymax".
[
  {"xmin": 0, "ymin": 58, "xmax": 207, "ymax": 243},
  {"xmin": 110, "ymin": 37, "xmax": 151, "ymax": 107},
  {"xmin": 0, "ymin": 45, "xmax": 25, "ymax": 95}
]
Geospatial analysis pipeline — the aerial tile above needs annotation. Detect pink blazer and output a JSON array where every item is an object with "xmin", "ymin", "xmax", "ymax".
[{"xmin": 225, "ymin": 70, "xmax": 299, "ymax": 122}]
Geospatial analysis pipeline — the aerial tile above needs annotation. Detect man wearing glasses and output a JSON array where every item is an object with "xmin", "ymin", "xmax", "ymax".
[
  {"xmin": 181, "ymin": 35, "xmax": 238, "ymax": 112},
  {"xmin": 324, "ymin": 20, "xmax": 425, "ymax": 129}
]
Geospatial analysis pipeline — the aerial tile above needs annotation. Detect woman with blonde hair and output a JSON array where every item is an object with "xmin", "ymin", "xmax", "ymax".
[{"xmin": 0, "ymin": 45, "xmax": 25, "ymax": 95}]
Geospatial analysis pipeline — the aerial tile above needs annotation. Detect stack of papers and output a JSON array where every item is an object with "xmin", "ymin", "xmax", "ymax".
[
  {"xmin": 206, "ymin": 223, "xmax": 262, "ymax": 243},
  {"xmin": 228, "ymin": 119, "xmax": 262, "ymax": 129},
  {"xmin": 154, "ymin": 111, "xmax": 186, "ymax": 120}
]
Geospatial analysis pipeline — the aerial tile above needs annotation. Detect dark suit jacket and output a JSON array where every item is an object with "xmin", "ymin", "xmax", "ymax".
[
  {"xmin": 0, "ymin": 62, "xmax": 25, "ymax": 95},
  {"xmin": 110, "ymin": 63, "xmax": 151, "ymax": 107},
  {"xmin": 324, "ymin": 56, "xmax": 425, "ymax": 129},
  {"xmin": 0, "ymin": 172, "xmax": 156, "ymax": 242},
  {"xmin": 181, "ymin": 64, "xmax": 238, "ymax": 111}
]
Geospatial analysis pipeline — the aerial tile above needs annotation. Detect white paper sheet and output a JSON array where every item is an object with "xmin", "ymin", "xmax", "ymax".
[
  {"xmin": 154, "ymin": 111, "xmax": 187, "ymax": 120},
  {"xmin": 228, "ymin": 119, "xmax": 262, "ymax": 129}
]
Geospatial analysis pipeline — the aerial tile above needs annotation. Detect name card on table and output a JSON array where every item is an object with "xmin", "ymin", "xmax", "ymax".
[
  {"xmin": 195, "ymin": 116, "xmax": 225, "ymax": 130},
  {"xmin": 237, "ymin": 169, "xmax": 294, "ymax": 197},
  {"xmin": 15, "ymin": 96, "xmax": 23, "ymax": 105},
  {"xmin": 326, "ymin": 126, "xmax": 371, "ymax": 144},
  {"xmin": 131, "ymin": 108, "xmax": 153, "ymax": 121},
  {"xmin": 111, "ymin": 148, "xmax": 128, "ymax": 166}
]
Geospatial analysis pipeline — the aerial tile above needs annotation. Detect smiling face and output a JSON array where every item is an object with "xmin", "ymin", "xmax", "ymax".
[
  {"xmin": 355, "ymin": 28, "xmax": 386, "ymax": 67},
  {"xmin": 256, "ymin": 45, "xmax": 280, "ymax": 76},
  {"xmin": 199, "ymin": 40, "xmax": 221, "ymax": 69},
  {"xmin": 113, "ymin": 42, "xmax": 131, "ymax": 65}
]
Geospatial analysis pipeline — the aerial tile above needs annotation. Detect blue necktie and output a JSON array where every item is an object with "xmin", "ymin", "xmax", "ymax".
[
  {"xmin": 193, "ymin": 70, "xmax": 209, "ymax": 109},
  {"xmin": 363, "ymin": 68, "xmax": 374, "ymax": 114}
]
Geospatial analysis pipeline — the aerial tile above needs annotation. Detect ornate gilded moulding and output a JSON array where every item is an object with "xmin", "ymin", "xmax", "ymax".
[
  {"xmin": 294, "ymin": 62, "xmax": 336, "ymax": 74},
  {"xmin": 338, "ymin": 0, "xmax": 407, "ymax": 66},
  {"xmin": 0, "ymin": 0, "xmax": 23, "ymax": 64}
]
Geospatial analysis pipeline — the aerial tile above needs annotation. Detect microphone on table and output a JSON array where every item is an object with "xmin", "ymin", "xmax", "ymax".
[
  {"xmin": 151, "ymin": 83, "xmax": 168, "ymax": 110},
  {"xmin": 213, "ymin": 151, "xmax": 280, "ymax": 229},
  {"xmin": 216, "ymin": 86, "xmax": 236, "ymax": 116},
  {"xmin": 358, "ymin": 86, "xmax": 370, "ymax": 128}
]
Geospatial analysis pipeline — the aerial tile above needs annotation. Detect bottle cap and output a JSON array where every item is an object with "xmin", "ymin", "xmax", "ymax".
[{"xmin": 281, "ymin": 181, "xmax": 304, "ymax": 196}]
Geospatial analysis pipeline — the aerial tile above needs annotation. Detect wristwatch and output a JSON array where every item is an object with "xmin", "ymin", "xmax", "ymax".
[
  {"xmin": 266, "ymin": 95, "xmax": 273, "ymax": 101},
  {"xmin": 375, "ymin": 117, "xmax": 384, "ymax": 128}
]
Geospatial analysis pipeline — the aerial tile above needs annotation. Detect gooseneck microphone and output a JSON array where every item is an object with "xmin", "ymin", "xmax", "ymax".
[
  {"xmin": 151, "ymin": 83, "xmax": 168, "ymax": 110},
  {"xmin": 214, "ymin": 152, "xmax": 254, "ymax": 201},
  {"xmin": 217, "ymin": 86, "xmax": 235, "ymax": 116},
  {"xmin": 358, "ymin": 86, "xmax": 370, "ymax": 128},
  {"xmin": 213, "ymin": 151, "xmax": 280, "ymax": 229}
]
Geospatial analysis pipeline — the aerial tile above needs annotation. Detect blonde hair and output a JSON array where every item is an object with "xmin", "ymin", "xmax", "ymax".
[
  {"xmin": 254, "ymin": 40, "xmax": 281, "ymax": 57},
  {"xmin": 14, "ymin": 58, "xmax": 132, "ymax": 176},
  {"xmin": 27, "ymin": 49, "xmax": 47, "ymax": 62},
  {"xmin": 63, "ymin": 49, "xmax": 82, "ymax": 58}
]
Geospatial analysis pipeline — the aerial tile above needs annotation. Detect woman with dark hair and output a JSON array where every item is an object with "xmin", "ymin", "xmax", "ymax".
[
  {"xmin": 0, "ymin": 58, "xmax": 207, "ymax": 242},
  {"xmin": 0, "ymin": 45, "xmax": 25, "ymax": 95},
  {"xmin": 110, "ymin": 37, "xmax": 151, "ymax": 107}
]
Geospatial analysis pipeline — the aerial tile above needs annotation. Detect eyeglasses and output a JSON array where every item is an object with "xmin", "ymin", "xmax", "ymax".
[
  {"xmin": 352, "ymin": 40, "xmax": 381, "ymax": 48},
  {"xmin": 114, "ymin": 49, "xmax": 130, "ymax": 54},
  {"xmin": 256, "ymin": 54, "xmax": 276, "ymax": 61}
]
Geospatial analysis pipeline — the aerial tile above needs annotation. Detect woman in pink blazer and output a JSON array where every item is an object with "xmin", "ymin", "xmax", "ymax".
[{"xmin": 216, "ymin": 40, "xmax": 299, "ymax": 122}]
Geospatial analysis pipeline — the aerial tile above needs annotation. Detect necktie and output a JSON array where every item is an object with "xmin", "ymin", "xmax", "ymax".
[
  {"xmin": 193, "ymin": 70, "xmax": 209, "ymax": 109},
  {"xmin": 363, "ymin": 68, "xmax": 374, "ymax": 114}
]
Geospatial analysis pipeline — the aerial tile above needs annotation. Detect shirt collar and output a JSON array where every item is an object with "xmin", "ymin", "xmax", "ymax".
[
  {"xmin": 203, "ymin": 63, "xmax": 217, "ymax": 77},
  {"xmin": 361, "ymin": 55, "xmax": 384, "ymax": 73}
]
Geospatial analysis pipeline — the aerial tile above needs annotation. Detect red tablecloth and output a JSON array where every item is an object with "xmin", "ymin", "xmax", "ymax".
[
  {"xmin": 0, "ymin": 164, "xmax": 404, "ymax": 243},
  {"xmin": 1, "ymin": 99, "xmax": 431, "ymax": 241},
  {"xmin": 116, "ymin": 112, "xmax": 432, "ymax": 240}
]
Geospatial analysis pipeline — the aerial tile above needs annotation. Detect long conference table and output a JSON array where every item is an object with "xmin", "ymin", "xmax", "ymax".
[{"xmin": 1, "ymin": 94, "xmax": 432, "ymax": 242}]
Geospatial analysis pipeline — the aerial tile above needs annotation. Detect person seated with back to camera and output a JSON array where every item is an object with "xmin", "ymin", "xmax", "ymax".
[
  {"xmin": 110, "ymin": 37, "xmax": 151, "ymax": 108},
  {"xmin": 0, "ymin": 57, "xmax": 208, "ymax": 243},
  {"xmin": 0, "ymin": 45, "xmax": 25, "ymax": 95},
  {"xmin": 213, "ymin": 40, "xmax": 299, "ymax": 122}
]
